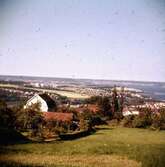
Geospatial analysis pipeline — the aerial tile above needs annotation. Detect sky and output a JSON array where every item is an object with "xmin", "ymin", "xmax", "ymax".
[{"xmin": 0, "ymin": 0, "xmax": 165, "ymax": 82}]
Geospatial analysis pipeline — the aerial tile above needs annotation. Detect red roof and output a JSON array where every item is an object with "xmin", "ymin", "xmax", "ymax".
[
  {"xmin": 43, "ymin": 112, "xmax": 73, "ymax": 122},
  {"xmin": 87, "ymin": 104, "xmax": 99, "ymax": 113},
  {"xmin": 75, "ymin": 104, "xmax": 99, "ymax": 113}
]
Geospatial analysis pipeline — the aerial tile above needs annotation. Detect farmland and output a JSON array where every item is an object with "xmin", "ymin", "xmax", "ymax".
[
  {"xmin": 0, "ymin": 83, "xmax": 89, "ymax": 99},
  {"xmin": 0, "ymin": 126, "xmax": 165, "ymax": 167}
]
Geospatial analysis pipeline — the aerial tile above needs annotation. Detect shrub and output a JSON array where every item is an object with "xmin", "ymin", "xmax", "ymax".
[
  {"xmin": 132, "ymin": 115, "xmax": 149, "ymax": 128},
  {"xmin": 16, "ymin": 103, "xmax": 44, "ymax": 137},
  {"xmin": 159, "ymin": 109, "xmax": 165, "ymax": 130},
  {"xmin": 151, "ymin": 114, "xmax": 162, "ymax": 130},
  {"xmin": 122, "ymin": 115, "xmax": 134, "ymax": 127},
  {"xmin": 151, "ymin": 108, "xmax": 165, "ymax": 130},
  {"xmin": 77, "ymin": 109, "xmax": 105, "ymax": 130},
  {"xmin": 0, "ymin": 100, "xmax": 16, "ymax": 128},
  {"xmin": 131, "ymin": 107, "xmax": 152, "ymax": 128},
  {"xmin": 91, "ymin": 114, "xmax": 106, "ymax": 125},
  {"xmin": 85, "ymin": 96, "xmax": 112, "ymax": 118},
  {"xmin": 113, "ymin": 112, "xmax": 123, "ymax": 122},
  {"xmin": 122, "ymin": 107, "xmax": 165, "ymax": 130},
  {"xmin": 70, "ymin": 121, "xmax": 78, "ymax": 131},
  {"xmin": 79, "ymin": 117, "xmax": 89, "ymax": 131},
  {"xmin": 44, "ymin": 119, "xmax": 72, "ymax": 136}
]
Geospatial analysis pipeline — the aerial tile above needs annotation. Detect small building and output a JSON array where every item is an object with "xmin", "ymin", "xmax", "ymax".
[
  {"xmin": 122, "ymin": 106, "xmax": 139, "ymax": 116},
  {"xmin": 25, "ymin": 93, "xmax": 56, "ymax": 112}
]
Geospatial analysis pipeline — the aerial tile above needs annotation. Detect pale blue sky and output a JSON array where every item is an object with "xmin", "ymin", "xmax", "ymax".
[{"xmin": 0, "ymin": 0, "xmax": 165, "ymax": 82}]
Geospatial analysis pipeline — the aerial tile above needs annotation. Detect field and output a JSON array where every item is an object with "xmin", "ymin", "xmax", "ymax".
[
  {"xmin": 0, "ymin": 83, "xmax": 89, "ymax": 99},
  {"xmin": 0, "ymin": 126, "xmax": 165, "ymax": 167}
]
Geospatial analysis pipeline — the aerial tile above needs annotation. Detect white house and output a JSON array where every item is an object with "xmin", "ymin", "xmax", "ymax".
[
  {"xmin": 25, "ymin": 93, "xmax": 56, "ymax": 112},
  {"xmin": 122, "ymin": 106, "xmax": 139, "ymax": 116}
]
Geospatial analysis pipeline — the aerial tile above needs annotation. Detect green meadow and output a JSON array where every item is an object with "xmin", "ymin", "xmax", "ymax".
[{"xmin": 0, "ymin": 126, "xmax": 165, "ymax": 167}]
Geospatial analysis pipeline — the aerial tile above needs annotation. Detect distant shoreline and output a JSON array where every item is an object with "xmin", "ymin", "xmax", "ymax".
[
  {"xmin": 0, "ymin": 74, "xmax": 165, "ymax": 101},
  {"xmin": 0, "ymin": 74, "xmax": 165, "ymax": 84}
]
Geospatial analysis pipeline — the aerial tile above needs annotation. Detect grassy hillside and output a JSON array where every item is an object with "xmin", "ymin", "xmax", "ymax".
[{"xmin": 0, "ymin": 126, "xmax": 165, "ymax": 167}]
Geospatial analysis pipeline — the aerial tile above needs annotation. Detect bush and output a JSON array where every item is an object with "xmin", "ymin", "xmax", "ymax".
[
  {"xmin": 70, "ymin": 121, "xmax": 78, "ymax": 131},
  {"xmin": 113, "ymin": 112, "xmax": 123, "ymax": 122},
  {"xmin": 151, "ymin": 109, "xmax": 165, "ymax": 130},
  {"xmin": 125, "ymin": 107, "xmax": 152, "ymax": 128},
  {"xmin": 79, "ymin": 118, "xmax": 89, "ymax": 131},
  {"xmin": 43, "ymin": 119, "xmax": 72, "ymax": 136},
  {"xmin": 77, "ymin": 109, "xmax": 105, "ymax": 130},
  {"xmin": 159, "ymin": 109, "xmax": 165, "ymax": 130},
  {"xmin": 85, "ymin": 96, "xmax": 112, "ymax": 118},
  {"xmin": 91, "ymin": 115, "xmax": 106, "ymax": 125},
  {"xmin": 122, "ymin": 107, "xmax": 165, "ymax": 130},
  {"xmin": 132, "ymin": 115, "xmax": 149, "ymax": 128},
  {"xmin": 122, "ymin": 115, "xmax": 134, "ymax": 127},
  {"xmin": 151, "ymin": 114, "xmax": 162, "ymax": 130},
  {"xmin": 0, "ymin": 100, "xmax": 16, "ymax": 128},
  {"xmin": 16, "ymin": 103, "xmax": 44, "ymax": 137}
]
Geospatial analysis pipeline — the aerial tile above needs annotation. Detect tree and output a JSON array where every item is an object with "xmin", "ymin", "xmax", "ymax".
[
  {"xmin": 112, "ymin": 86, "xmax": 119, "ymax": 112},
  {"xmin": 111, "ymin": 86, "xmax": 123, "ymax": 121},
  {"xmin": 98, "ymin": 96, "xmax": 112, "ymax": 117},
  {"xmin": 119, "ymin": 86, "xmax": 124, "ymax": 112},
  {"xmin": 79, "ymin": 113, "xmax": 91, "ymax": 131},
  {"xmin": 17, "ymin": 103, "xmax": 44, "ymax": 137},
  {"xmin": 85, "ymin": 96, "xmax": 101, "ymax": 104},
  {"xmin": 0, "ymin": 99, "xmax": 16, "ymax": 128}
]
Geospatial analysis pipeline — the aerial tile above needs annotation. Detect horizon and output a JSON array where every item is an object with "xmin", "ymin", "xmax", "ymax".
[
  {"xmin": 0, "ymin": 74, "xmax": 165, "ymax": 84},
  {"xmin": 1, "ymin": 0, "xmax": 165, "ymax": 82}
]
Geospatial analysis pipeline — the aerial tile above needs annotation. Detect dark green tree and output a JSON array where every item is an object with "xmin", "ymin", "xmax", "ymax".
[
  {"xmin": 119, "ymin": 86, "xmax": 124, "ymax": 112},
  {"xmin": 0, "ymin": 99, "xmax": 16, "ymax": 128},
  {"xmin": 112, "ymin": 86, "xmax": 119, "ymax": 113},
  {"xmin": 98, "ymin": 96, "xmax": 112, "ymax": 117},
  {"xmin": 17, "ymin": 103, "xmax": 44, "ymax": 137},
  {"xmin": 111, "ymin": 86, "xmax": 123, "ymax": 121}
]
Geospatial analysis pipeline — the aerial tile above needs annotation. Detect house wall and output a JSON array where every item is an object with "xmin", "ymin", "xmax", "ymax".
[
  {"xmin": 123, "ymin": 110, "xmax": 139, "ymax": 116},
  {"xmin": 25, "ymin": 94, "xmax": 48, "ymax": 112}
]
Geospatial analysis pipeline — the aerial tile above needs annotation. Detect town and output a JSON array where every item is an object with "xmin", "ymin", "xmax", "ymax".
[
  {"xmin": 0, "ymin": 77, "xmax": 165, "ymax": 167},
  {"xmin": 1, "ymin": 78, "xmax": 165, "ymax": 133},
  {"xmin": 1, "ymin": 0, "xmax": 165, "ymax": 166}
]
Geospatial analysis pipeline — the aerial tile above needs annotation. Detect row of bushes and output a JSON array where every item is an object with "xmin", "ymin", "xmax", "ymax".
[
  {"xmin": 122, "ymin": 108, "xmax": 165, "ymax": 130},
  {"xmin": 0, "ymin": 99, "xmax": 105, "ymax": 139}
]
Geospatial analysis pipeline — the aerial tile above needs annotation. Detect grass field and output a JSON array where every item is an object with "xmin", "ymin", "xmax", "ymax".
[
  {"xmin": 0, "ymin": 126, "xmax": 165, "ymax": 167},
  {"xmin": 0, "ymin": 83, "xmax": 89, "ymax": 99}
]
